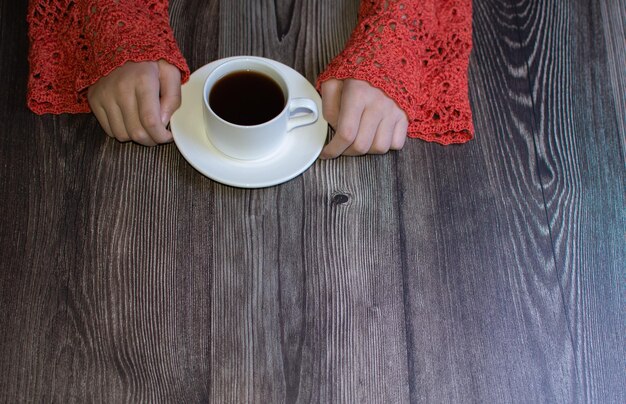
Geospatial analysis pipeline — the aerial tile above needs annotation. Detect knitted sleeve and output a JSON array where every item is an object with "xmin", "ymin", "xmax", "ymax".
[
  {"xmin": 317, "ymin": 0, "xmax": 474, "ymax": 145},
  {"xmin": 27, "ymin": 0, "xmax": 190, "ymax": 114}
]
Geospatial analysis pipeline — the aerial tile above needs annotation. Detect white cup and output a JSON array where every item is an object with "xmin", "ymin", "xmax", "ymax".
[{"xmin": 202, "ymin": 58, "xmax": 319, "ymax": 160}]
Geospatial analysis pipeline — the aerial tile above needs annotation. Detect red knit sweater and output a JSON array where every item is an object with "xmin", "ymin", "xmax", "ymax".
[{"xmin": 27, "ymin": 0, "xmax": 474, "ymax": 145}]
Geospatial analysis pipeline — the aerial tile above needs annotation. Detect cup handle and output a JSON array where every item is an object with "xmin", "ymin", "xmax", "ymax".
[{"xmin": 286, "ymin": 98, "xmax": 319, "ymax": 132}]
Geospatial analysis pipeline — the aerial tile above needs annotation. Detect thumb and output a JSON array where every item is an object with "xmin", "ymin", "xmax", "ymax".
[{"xmin": 158, "ymin": 60, "xmax": 182, "ymax": 125}]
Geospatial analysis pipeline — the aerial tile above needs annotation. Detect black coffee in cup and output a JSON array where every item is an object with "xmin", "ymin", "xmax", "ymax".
[{"xmin": 209, "ymin": 71, "xmax": 286, "ymax": 126}]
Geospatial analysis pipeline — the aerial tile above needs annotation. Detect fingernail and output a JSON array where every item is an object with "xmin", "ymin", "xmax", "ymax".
[{"xmin": 161, "ymin": 113, "xmax": 169, "ymax": 125}]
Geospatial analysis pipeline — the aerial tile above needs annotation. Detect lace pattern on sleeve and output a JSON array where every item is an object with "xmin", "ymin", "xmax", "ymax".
[
  {"xmin": 317, "ymin": 0, "xmax": 474, "ymax": 145},
  {"xmin": 27, "ymin": 0, "xmax": 190, "ymax": 114}
]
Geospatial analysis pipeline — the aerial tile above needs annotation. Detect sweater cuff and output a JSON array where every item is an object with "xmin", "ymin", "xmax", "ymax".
[
  {"xmin": 27, "ymin": 0, "xmax": 189, "ymax": 115},
  {"xmin": 75, "ymin": 1, "xmax": 190, "ymax": 92}
]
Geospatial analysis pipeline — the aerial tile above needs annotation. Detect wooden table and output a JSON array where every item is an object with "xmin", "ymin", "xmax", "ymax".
[{"xmin": 1, "ymin": 0, "xmax": 624, "ymax": 402}]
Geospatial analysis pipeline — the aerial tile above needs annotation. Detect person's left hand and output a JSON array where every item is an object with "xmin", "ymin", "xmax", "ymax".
[{"xmin": 320, "ymin": 78, "xmax": 408, "ymax": 159}]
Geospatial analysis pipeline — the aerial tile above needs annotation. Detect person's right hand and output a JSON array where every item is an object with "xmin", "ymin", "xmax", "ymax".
[{"xmin": 87, "ymin": 60, "xmax": 182, "ymax": 146}]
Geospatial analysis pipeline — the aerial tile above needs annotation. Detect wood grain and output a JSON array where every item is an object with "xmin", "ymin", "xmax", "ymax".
[
  {"xmin": 0, "ymin": 1, "xmax": 72, "ymax": 400},
  {"xmin": 395, "ymin": 0, "xmax": 579, "ymax": 401},
  {"xmin": 0, "ymin": 0, "xmax": 624, "ymax": 402},
  {"xmin": 518, "ymin": 0, "xmax": 626, "ymax": 401},
  {"xmin": 207, "ymin": 2, "xmax": 409, "ymax": 402},
  {"xmin": 600, "ymin": 0, "xmax": 626, "ymax": 157}
]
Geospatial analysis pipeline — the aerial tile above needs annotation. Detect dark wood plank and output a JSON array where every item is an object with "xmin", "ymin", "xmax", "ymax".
[
  {"xmin": 600, "ymin": 0, "xmax": 625, "ymax": 154},
  {"xmin": 170, "ymin": 0, "xmax": 220, "ymax": 71},
  {"xmin": 0, "ymin": 1, "xmax": 76, "ymax": 400},
  {"xmin": 397, "ymin": 0, "xmax": 580, "ymax": 401},
  {"xmin": 520, "ymin": 0, "xmax": 626, "ymax": 401},
  {"xmin": 205, "ymin": 1, "xmax": 410, "ymax": 402},
  {"xmin": 59, "ymin": 141, "xmax": 217, "ymax": 402},
  {"xmin": 207, "ymin": 171, "xmax": 411, "ymax": 403},
  {"xmin": 0, "ymin": 0, "xmax": 219, "ymax": 401},
  {"xmin": 216, "ymin": 0, "xmax": 360, "ymax": 83}
]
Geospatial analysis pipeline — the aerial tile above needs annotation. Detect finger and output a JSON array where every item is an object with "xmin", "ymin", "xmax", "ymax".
[
  {"xmin": 320, "ymin": 79, "xmax": 342, "ymax": 129},
  {"xmin": 158, "ymin": 61, "xmax": 182, "ymax": 127},
  {"xmin": 91, "ymin": 104, "xmax": 114, "ymax": 138},
  {"xmin": 107, "ymin": 105, "xmax": 131, "ymax": 143},
  {"xmin": 391, "ymin": 118, "xmax": 409, "ymax": 150},
  {"xmin": 136, "ymin": 79, "xmax": 171, "ymax": 144},
  {"xmin": 88, "ymin": 87, "xmax": 115, "ymax": 138},
  {"xmin": 368, "ymin": 116, "xmax": 397, "ymax": 154},
  {"xmin": 320, "ymin": 88, "xmax": 365, "ymax": 159},
  {"xmin": 343, "ymin": 107, "xmax": 382, "ymax": 156},
  {"xmin": 119, "ymin": 97, "xmax": 156, "ymax": 146}
]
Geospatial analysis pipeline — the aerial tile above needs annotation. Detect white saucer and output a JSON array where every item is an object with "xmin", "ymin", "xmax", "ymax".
[{"xmin": 171, "ymin": 56, "xmax": 328, "ymax": 188}]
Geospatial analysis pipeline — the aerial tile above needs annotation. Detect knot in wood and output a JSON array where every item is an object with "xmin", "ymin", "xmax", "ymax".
[{"xmin": 331, "ymin": 193, "xmax": 350, "ymax": 205}]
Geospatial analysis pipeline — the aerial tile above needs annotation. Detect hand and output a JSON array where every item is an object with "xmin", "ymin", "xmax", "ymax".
[
  {"xmin": 320, "ymin": 78, "xmax": 408, "ymax": 159},
  {"xmin": 87, "ymin": 60, "xmax": 182, "ymax": 146}
]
